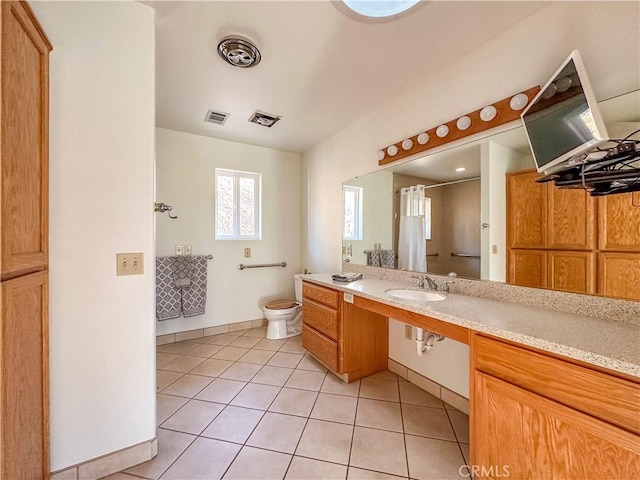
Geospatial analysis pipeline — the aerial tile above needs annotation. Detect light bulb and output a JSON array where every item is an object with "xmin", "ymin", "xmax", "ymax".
[
  {"xmin": 480, "ymin": 105, "xmax": 497, "ymax": 122},
  {"xmin": 417, "ymin": 132, "xmax": 429, "ymax": 145},
  {"xmin": 401, "ymin": 138, "xmax": 413, "ymax": 150},
  {"xmin": 377, "ymin": 150, "xmax": 385, "ymax": 161},
  {"xmin": 509, "ymin": 93, "xmax": 529, "ymax": 111},
  {"xmin": 456, "ymin": 116, "xmax": 471, "ymax": 131},
  {"xmin": 436, "ymin": 125, "xmax": 449, "ymax": 138},
  {"xmin": 387, "ymin": 145, "xmax": 398, "ymax": 156}
]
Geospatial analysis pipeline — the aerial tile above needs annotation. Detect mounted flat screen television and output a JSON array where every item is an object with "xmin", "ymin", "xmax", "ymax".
[{"xmin": 521, "ymin": 50, "xmax": 609, "ymax": 175}]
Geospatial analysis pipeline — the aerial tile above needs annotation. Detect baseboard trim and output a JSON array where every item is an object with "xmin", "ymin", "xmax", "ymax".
[
  {"xmin": 388, "ymin": 358, "xmax": 470, "ymax": 414},
  {"xmin": 156, "ymin": 318, "xmax": 267, "ymax": 345},
  {"xmin": 51, "ymin": 436, "xmax": 158, "ymax": 480}
]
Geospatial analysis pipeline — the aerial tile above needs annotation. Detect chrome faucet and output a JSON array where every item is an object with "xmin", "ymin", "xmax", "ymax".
[
  {"xmin": 415, "ymin": 274, "xmax": 438, "ymax": 291},
  {"xmin": 441, "ymin": 272, "xmax": 457, "ymax": 293}
]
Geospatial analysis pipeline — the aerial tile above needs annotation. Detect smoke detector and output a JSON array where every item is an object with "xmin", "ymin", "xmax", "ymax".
[
  {"xmin": 249, "ymin": 110, "xmax": 281, "ymax": 128},
  {"xmin": 217, "ymin": 36, "xmax": 261, "ymax": 68}
]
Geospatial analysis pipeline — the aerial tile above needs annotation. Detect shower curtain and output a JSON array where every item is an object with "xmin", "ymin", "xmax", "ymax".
[{"xmin": 398, "ymin": 185, "xmax": 427, "ymax": 272}]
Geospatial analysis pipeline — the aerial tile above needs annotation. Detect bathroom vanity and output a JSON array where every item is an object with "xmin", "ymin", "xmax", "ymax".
[{"xmin": 301, "ymin": 275, "xmax": 640, "ymax": 478}]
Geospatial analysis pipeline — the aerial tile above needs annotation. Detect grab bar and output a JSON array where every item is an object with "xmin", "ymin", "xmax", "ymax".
[
  {"xmin": 450, "ymin": 253, "xmax": 480, "ymax": 258},
  {"xmin": 427, "ymin": 253, "xmax": 439, "ymax": 257},
  {"xmin": 238, "ymin": 261, "xmax": 287, "ymax": 270}
]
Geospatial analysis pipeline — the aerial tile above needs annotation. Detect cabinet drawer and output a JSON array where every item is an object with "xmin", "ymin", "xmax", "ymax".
[
  {"xmin": 302, "ymin": 324, "xmax": 338, "ymax": 372},
  {"xmin": 302, "ymin": 299, "xmax": 338, "ymax": 341},
  {"xmin": 474, "ymin": 334, "xmax": 640, "ymax": 435},
  {"xmin": 303, "ymin": 282, "xmax": 339, "ymax": 309}
]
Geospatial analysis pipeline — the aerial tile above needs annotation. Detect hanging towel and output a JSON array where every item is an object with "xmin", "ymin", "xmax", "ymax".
[
  {"xmin": 181, "ymin": 255, "xmax": 208, "ymax": 317},
  {"xmin": 156, "ymin": 257, "xmax": 182, "ymax": 321},
  {"xmin": 380, "ymin": 250, "xmax": 395, "ymax": 269},
  {"xmin": 171, "ymin": 256, "xmax": 194, "ymax": 289}
]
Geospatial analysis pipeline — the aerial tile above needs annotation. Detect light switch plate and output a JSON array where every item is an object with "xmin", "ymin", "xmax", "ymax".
[
  {"xmin": 184, "ymin": 245, "xmax": 192, "ymax": 255},
  {"xmin": 116, "ymin": 253, "xmax": 144, "ymax": 276},
  {"xmin": 244, "ymin": 248, "xmax": 251, "ymax": 258},
  {"xmin": 175, "ymin": 245, "xmax": 183, "ymax": 255}
]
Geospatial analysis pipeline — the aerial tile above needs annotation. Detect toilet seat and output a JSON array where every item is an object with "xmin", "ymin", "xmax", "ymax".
[{"xmin": 265, "ymin": 299, "xmax": 298, "ymax": 310}]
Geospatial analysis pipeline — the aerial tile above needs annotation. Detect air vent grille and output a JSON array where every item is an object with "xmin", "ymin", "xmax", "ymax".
[
  {"xmin": 204, "ymin": 110, "xmax": 230, "ymax": 125},
  {"xmin": 248, "ymin": 110, "xmax": 281, "ymax": 128}
]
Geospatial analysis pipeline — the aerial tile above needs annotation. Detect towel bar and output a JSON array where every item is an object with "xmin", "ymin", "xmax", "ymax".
[
  {"xmin": 238, "ymin": 261, "xmax": 287, "ymax": 270},
  {"xmin": 451, "ymin": 253, "xmax": 480, "ymax": 258}
]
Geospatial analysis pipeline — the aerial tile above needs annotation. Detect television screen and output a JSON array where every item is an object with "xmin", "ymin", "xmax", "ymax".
[{"xmin": 521, "ymin": 50, "xmax": 609, "ymax": 174}]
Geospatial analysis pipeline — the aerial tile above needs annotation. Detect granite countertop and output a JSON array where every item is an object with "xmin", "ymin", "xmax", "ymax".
[{"xmin": 302, "ymin": 273, "xmax": 640, "ymax": 378}]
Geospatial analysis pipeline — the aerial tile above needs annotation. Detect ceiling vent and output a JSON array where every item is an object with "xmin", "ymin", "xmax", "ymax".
[
  {"xmin": 204, "ymin": 109, "xmax": 230, "ymax": 126},
  {"xmin": 249, "ymin": 110, "xmax": 281, "ymax": 128},
  {"xmin": 217, "ymin": 36, "xmax": 261, "ymax": 68}
]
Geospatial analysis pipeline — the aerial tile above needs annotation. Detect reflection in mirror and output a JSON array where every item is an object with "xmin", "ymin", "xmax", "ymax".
[{"xmin": 343, "ymin": 90, "xmax": 639, "ymax": 298}]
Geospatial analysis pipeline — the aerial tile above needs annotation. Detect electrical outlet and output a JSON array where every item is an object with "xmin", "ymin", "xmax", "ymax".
[
  {"xmin": 184, "ymin": 245, "xmax": 192, "ymax": 255},
  {"xmin": 492, "ymin": 244, "xmax": 498, "ymax": 254},
  {"xmin": 405, "ymin": 324, "xmax": 413, "ymax": 340},
  {"xmin": 116, "ymin": 253, "xmax": 144, "ymax": 276},
  {"xmin": 343, "ymin": 293, "xmax": 354, "ymax": 304},
  {"xmin": 244, "ymin": 248, "xmax": 251, "ymax": 258},
  {"xmin": 175, "ymin": 245, "xmax": 183, "ymax": 255}
]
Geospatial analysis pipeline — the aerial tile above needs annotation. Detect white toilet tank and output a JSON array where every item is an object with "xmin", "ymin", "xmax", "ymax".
[{"xmin": 294, "ymin": 274, "xmax": 304, "ymax": 302}]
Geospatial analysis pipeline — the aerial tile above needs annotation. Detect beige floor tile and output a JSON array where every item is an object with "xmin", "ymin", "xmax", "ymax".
[
  {"xmin": 157, "ymin": 394, "xmax": 189, "ymax": 425},
  {"xmin": 460, "ymin": 443, "xmax": 470, "ymax": 465},
  {"xmin": 100, "ymin": 473, "xmax": 139, "ymax": 480},
  {"xmin": 230, "ymin": 383, "xmax": 281, "ymax": 410},
  {"xmin": 247, "ymin": 412, "xmax": 307, "ymax": 454},
  {"xmin": 213, "ymin": 346, "xmax": 251, "ymax": 361},
  {"xmin": 161, "ymin": 399, "xmax": 225, "ymax": 435},
  {"xmin": 254, "ymin": 338, "xmax": 289, "ymax": 351},
  {"xmin": 160, "ymin": 437, "xmax": 240, "ymax": 480},
  {"xmin": 367, "ymin": 370, "xmax": 399, "ymax": 382},
  {"xmin": 223, "ymin": 446, "xmax": 292, "ymax": 480},
  {"xmin": 284, "ymin": 370, "xmax": 326, "ymax": 391},
  {"xmin": 196, "ymin": 378, "xmax": 247, "ymax": 404},
  {"xmin": 125, "ymin": 428, "xmax": 195, "ymax": 480},
  {"xmin": 359, "ymin": 378, "xmax": 400, "ymax": 402},
  {"xmin": 355, "ymin": 398, "xmax": 403, "ymax": 433},
  {"xmin": 286, "ymin": 456, "xmax": 347, "ymax": 480},
  {"xmin": 206, "ymin": 334, "xmax": 240, "ymax": 346},
  {"xmin": 190, "ymin": 335, "xmax": 216, "ymax": 344},
  {"xmin": 405, "ymin": 435, "xmax": 465, "ymax": 480},
  {"xmin": 321, "ymin": 375, "xmax": 360, "ymax": 397},
  {"xmin": 295, "ymin": 419, "xmax": 353, "ymax": 465},
  {"xmin": 188, "ymin": 343, "xmax": 225, "ymax": 358},
  {"xmin": 189, "ymin": 358, "xmax": 234, "ymax": 377},
  {"xmin": 157, "ymin": 370, "xmax": 184, "ymax": 392},
  {"xmin": 219, "ymin": 362, "xmax": 262, "ymax": 381},
  {"xmin": 157, "ymin": 352, "xmax": 181, "ymax": 369},
  {"xmin": 279, "ymin": 337, "xmax": 306, "ymax": 354},
  {"xmin": 239, "ymin": 348, "xmax": 276, "ymax": 365},
  {"xmin": 399, "ymin": 382, "xmax": 444, "ymax": 409},
  {"xmin": 347, "ymin": 467, "xmax": 406, "ymax": 479},
  {"xmin": 296, "ymin": 355, "xmax": 328, "ymax": 372},
  {"xmin": 350, "ymin": 427, "xmax": 407, "ymax": 477},
  {"xmin": 229, "ymin": 336, "xmax": 262, "ymax": 349},
  {"xmin": 268, "ymin": 352, "xmax": 304, "ymax": 368},
  {"xmin": 161, "ymin": 374, "xmax": 214, "ymax": 399},
  {"xmin": 401, "ymin": 405, "xmax": 456, "ymax": 441},
  {"xmin": 242, "ymin": 327, "xmax": 268, "ymax": 338},
  {"xmin": 448, "ymin": 410, "xmax": 469, "ymax": 443},
  {"xmin": 311, "ymin": 393, "xmax": 357, "ymax": 424},
  {"xmin": 161, "ymin": 355, "xmax": 207, "ymax": 374},
  {"xmin": 251, "ymin": 365, "xmax": 294, "ymax": 386},
  {"xmin": 201, "ymin": 406, "xmax": 264, "ymax": 443},
  {"xmin": 158, "ymin": 341, "xmax": 200, "ymax": 355},
  {"xmin": 269, "ymin": 388, "xmax": 318, "ymax": 417}
]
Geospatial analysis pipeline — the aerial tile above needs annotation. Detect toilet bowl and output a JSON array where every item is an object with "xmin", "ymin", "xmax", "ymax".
[{"xmin": 263, "ymin": 274, "xmax": 303, "ymax": 340}]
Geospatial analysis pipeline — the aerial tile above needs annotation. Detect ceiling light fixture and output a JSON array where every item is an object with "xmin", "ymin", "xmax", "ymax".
[
  {"xmin": 217, "ymin": 35, "xmax": 261, "ymax": 68},
  {"xmin": 342, "ymin": 0, "xmax": 420, "ymax": 18}
]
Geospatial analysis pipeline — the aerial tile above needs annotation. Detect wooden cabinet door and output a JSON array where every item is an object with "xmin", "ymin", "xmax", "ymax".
[
  {"xmin": 1, "ymin": 271, "xmax": 49, "ymax": 479},
  {"xmin": 508, "ymin": 249, "xmax": 547, "ymax": 288},
  {"xmin": 507, "ymin": 170, "xmax": 546, "ymax": 249},
  {"xmin": 598, "ymin": 192, "xmax": 640, "ymax": 252},
  {"xmin": 547, "ymin": 185, "xmax": 595, "ymax": 250},
  {"xmin": 548, "ymin": 251, "xmax": 595, "ymax": 294},
  {"xmin": 598, "ymin": 252, "xmax": 640, "ymax": 301},
  {"xmin": 1, "ymin": 2, "xmax": 51, "ymax": 279},
  {"xmin": 473, "ymin": 371, "xmax": 640, "ymax": 479},
  {"xmin": 341, "ymin": 302, "xmax": 387, "ymax": 382}
]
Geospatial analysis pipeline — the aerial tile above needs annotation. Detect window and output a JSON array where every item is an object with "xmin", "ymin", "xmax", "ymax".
[
  {"xmin": 215, "ymin": 169, "xmax": 261, "ymax": 240},
  {"xmin": 343, "ymin": 185, "xmax": 363, "ymax": 240}
]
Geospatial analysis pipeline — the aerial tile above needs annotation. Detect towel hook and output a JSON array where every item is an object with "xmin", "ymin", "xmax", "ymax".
[{"xmin": 154, "ymin": 202, "xmax": 178, "ymax": 219}]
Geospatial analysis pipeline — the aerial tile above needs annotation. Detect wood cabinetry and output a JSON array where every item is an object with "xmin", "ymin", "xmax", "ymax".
[
  {"xmin": 302, "ymin": 281, "xmax": 388, "ymax": 382},
  {"xmin": 0, "ymin": 2, "xmax": 51, "ymax": 477},
  {"xmin": 507, "ymin": 170, "xmax": 640, "ymax": 299},
  {"xmin": 472, "ymin": 334, "xmax": 640, "ymax": 479}
]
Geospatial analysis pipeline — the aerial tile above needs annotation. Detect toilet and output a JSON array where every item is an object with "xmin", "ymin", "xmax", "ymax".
[{"xmin": 263, "ymin": 274, "xmax": 303, "ymax": 340}]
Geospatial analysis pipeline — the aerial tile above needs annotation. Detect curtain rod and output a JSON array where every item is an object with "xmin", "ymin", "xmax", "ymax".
[{"xmin": 396, "ymin": 176, "xmax": 480, "ymax": 193}]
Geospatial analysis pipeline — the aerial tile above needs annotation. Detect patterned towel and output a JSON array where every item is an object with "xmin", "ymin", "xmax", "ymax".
[
  {"xmin": 182, "ymin": 256, "xmax": 208, "ymax": 317},
  {"xmin": 380, "ymin": 250, "xmax": 395, "ymax": 269},
  {"xmin": 156, "ymin": 257, "xmax": 182, "ymax": 321},
  {"xmin": 172, "ymin": 256, "xmax": 194, "ymax": 289}
]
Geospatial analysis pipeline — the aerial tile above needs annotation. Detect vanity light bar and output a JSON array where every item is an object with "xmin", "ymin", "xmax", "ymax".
[{"xmin": 377, "ymin": 85, "xmax": 541, "ymax": 166}]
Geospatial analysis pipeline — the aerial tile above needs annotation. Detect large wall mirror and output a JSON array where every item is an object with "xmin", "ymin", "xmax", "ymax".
[{"xmin": 342, "ymin": 89, "xmax": 639, "ymax": 300}]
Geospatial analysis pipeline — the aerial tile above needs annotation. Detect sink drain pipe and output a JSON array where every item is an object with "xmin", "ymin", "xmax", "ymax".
[{"xmin": 415, "ymin": 328, "xmax": 445, "ymax": 356}]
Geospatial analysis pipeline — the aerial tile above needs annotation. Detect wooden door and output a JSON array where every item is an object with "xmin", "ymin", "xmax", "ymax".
[
  {"xmin": 598, "ymin": 192, "xmax": 640, "ymax": 252},
  {"xmin": 547, "ymin": 185, "xmax": 595, "ymax": 250},
  {"xmin": 548, "ymin": 251, "xmax": 595, "ymax": 294},
  {"xmin": 506, "ymin": 170, "xmax": 546, "ymax": 249},
  {"xmin": 1, "ymin": 271, "xmax": 49, "ymax": 479},
  {"xmin": 598, "ymin": 252, "xmax": 640, "ymax": 301},
  {"xmin": 508, "ymin": 249, "xmax": 547, "ymax": 288},
  {"xmin": 473, "ymin": 372, "xmax": 640, "ymax": 479},
  {"xmin": 0, "ymin": 2, "xmax": 51, "ymax": 279}
]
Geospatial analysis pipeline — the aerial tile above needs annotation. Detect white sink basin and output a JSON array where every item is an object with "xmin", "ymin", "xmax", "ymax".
[{"xmin": 385, "ymin": 289, "xmax": 446, "ymax": 302}]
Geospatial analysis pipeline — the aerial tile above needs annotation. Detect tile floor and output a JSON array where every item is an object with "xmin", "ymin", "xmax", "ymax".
[{"xmin": 108, "ymin": 327, "xmax": 470, "ymax": 480}]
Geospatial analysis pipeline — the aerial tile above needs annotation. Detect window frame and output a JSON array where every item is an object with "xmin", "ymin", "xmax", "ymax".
[
  {"xmin": 342, "ymin": 185, "xmax": 363, "ymax": 241},
  {"xmin": 215, "ymin": 168, "xmax": 262, "ymax": 240}
]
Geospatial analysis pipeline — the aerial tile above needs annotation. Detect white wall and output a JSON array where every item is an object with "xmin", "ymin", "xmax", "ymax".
[
  {"xmin": 155, "ymin": 128, "xmax": 302, "ymax": 336},
  {"xmin": 303, "ymin": 2, "xmax": 639, "ymax": 397},
  {"xmin": 31, "ymin": 1, "xmax": 156, "ymax": 471}
]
